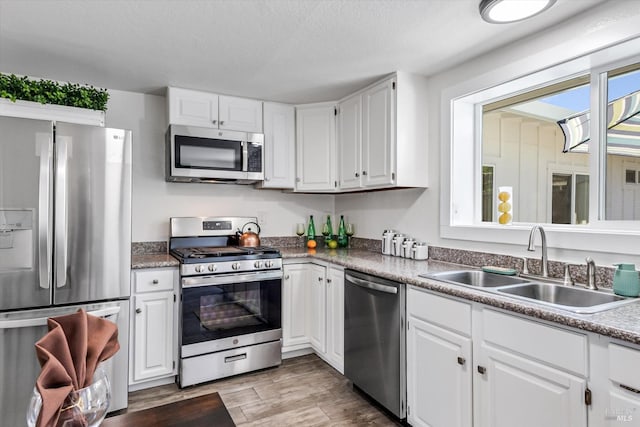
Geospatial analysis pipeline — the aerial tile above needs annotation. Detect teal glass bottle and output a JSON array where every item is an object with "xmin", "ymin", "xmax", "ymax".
[
  {"xmin": 307, "ymin": 215, "xmax": 316, "ymax": 242},
  {"xmin": 337, "ymin": 215, "xmax": 348, "ymax": 248}
]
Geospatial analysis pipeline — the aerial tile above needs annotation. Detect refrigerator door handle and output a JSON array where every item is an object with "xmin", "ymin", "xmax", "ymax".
[
  {"xmin": 0, "ymin": 306, "xmax": 121, "ymax": 329},
  {"xmin": 55, "ymin": 137, "xmax": 69, "ymax": 289},
  {"xmin": 37, "ymin": 135, "xmax": 52, "ymax": 290}
]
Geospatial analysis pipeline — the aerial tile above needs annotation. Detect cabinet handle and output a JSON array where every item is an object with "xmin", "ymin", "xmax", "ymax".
[
  {"xmin": 457, "ymin": 357, "xmax": 466, "ymax": 366},
  {"xmin": 327, "ymin": 278, "xmax": 332, "ymax": 283},
  {"xmin": 220, "ymin": 120, "xmax": 225, "ymax": 125},
  {"xmin": 265, "ymin": 177, "xmax": 270, "ymax": 181},
  {"xmin": 212, "ymin": 120, "xmax": 217, "ymax": 125},
  {"xmin": 477, "ymin": 365, "xmax": 486, "ymax": 375},
  {"xmin": 620, "ymin": 384, "xmax": 640, "ymax": 394},
  {"xmin": 135, "ymin": 308, "xmax": 142, "ymax": 314},
  {"xmin": 355, "ymin": 172, "xmax": 359, "ymax": 178},
  {"xmin": 318, "ymin": 277, "xmax": 323, "ymax": 282},
  {"xmin": 284, "ymin": 275, "xmax": 290, "ymax": 280},
  {"xmin": 152, "ymin": 279, "xmax": 159, "ymax": 284},
  {"xmin": 362, "ymin": 171, "xmax": 367, "ymax": 176}
]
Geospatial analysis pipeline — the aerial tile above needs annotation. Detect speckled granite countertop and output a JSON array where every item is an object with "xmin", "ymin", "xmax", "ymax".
[
  {"xmin": 130, "ymin": 246, "xmax": 640, "ymax": 345},
  {"xmin": 280, "ymin": 247, "xmax": 640, "ymax": 346},
  {"xmin": 131, "ymin": 253, "xmax": 179, "ymax": 269}
]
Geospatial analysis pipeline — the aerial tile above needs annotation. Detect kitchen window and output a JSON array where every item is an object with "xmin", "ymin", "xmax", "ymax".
[{"xmin": 442, "ymin": 35, "xmax": 640, "ymax": 254}]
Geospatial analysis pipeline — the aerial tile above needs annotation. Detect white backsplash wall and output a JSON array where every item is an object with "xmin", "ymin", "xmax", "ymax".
[
  {"xmin": 106, "ymin": 89, "xmax": 334, "ymax": 242},
  {"xmin": 335, "ymin": 188, "xmax": 431, "ymax": 242}
]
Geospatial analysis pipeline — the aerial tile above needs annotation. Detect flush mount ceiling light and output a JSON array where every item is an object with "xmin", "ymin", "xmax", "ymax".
[{"xmin": 479, "ymin": 0, "xmax": 557, "ymax": 24}]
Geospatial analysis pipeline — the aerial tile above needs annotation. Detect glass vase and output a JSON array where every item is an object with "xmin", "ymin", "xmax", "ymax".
[{"xmin": 27, "ymin": 365, "xmax": 111, "ymax": 427}]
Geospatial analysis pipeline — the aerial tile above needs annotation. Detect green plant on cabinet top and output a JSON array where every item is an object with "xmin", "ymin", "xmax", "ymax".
[{"xmin": 0, "ymin": 73, "xmax": 109, "ymax": 111}]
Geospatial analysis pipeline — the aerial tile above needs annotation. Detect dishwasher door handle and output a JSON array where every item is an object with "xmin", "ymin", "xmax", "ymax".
[{"xmin": 346, "ymin": 274, "xmax": 398, "ymax": 294}]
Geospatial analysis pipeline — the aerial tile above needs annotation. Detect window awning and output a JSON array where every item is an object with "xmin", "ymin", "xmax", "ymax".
[{"xmin": 557, "ymin": 89, "xmax": 640, "ymax": 154}]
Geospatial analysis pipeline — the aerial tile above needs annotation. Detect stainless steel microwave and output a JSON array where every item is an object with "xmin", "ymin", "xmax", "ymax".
[{"xmin": 166, "ymin": 125, "xmax": 264, "ymax": 183}]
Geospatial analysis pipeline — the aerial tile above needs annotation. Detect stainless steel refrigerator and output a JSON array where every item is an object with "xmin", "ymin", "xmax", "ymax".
[{"xmin": 0, "ymin": 116, "xmax": 132, "ymax": 426}]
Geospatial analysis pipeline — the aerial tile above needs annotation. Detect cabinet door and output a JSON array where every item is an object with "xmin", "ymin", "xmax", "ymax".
[
  {"xmin": 218, "ymin": 95, "xmax": 263, "ymax": 132},
  {"xmin": 167, "ymin": 87, "xmax": 218, "ymax": 128},
  {"xmin": 307, "ymin": 264, "xmax": 327, "ymax": 353},
  {"xmin": 132, "ymin": 291, "xmax": 174, "ymax": 382},
  {"xmin": 407, "ymin": 316, "xmax": 472, "ymax": 427},
  {"xmin": 338, "ymin": 94, "xmax": 362, "ymax": 190},
  {"xmin": 282, "ymin": 264, "xmax": 309, "ymax": 348},
  {"xmin": 326, "ymin": 266, "xmax": 345, "ymax": 373},
  {"xmin": 296, "ymin": 104, "xmax": 336, "ymax": 191},
  {"xmin": 476, "ymin": 344, "xmax": 587, "ymax": 427},
  {"xmin": 262, "ymin": 102, "xmax": 295, "ymax": 189},
  {"xmin": 362, "ymin": 78, "xmax": 395, "ymax": 187}
]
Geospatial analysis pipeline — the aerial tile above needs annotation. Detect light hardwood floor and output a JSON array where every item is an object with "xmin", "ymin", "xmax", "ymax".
[{"xmin": 125, "ymin": 354, "xmax": 401, "ymax": 426}]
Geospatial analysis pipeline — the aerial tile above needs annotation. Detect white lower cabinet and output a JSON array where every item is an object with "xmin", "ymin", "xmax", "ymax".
[
  {"xmin": 407, "ymin": 286, "xmax": 589, "ymax": 427},
  {"xmin": 282, "ymin": 264, "xmax": 310, "ymax": 350},
  {"xmin": 282, "ymin": 261, "xmax": 343, "ymax": 373},
  {"xmin": 588, "ymin": 340, "xmax": 640, "ymax": 426},
  {"xmin": 308, "ymin": 263, "xmax": 327, "ymax": 353},
  {"xmin": 408, "ymin": 317, "xmax": 472, "ymax": 427},
  {"xmin": 477, "ymin": 343, "xmax": 586, "ymax": 427},
  {"xmin": 407, "ymin": 287, "xmax": 472, "ymax": 427},
  {"xmin": 129, "ymin": 267, "xmax": 178, "ymax": 390},
  {"xmin": 475, "ymin": 308, "xmax": 588, "ymax": 427},
  {"xmin": 326, "ymin": 265, "xmax": 345, "ymax": 373}
]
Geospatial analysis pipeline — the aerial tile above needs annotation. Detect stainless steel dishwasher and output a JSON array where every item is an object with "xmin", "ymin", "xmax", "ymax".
[{"xmin": 344, "ymin": 269, "xmax": 406, "ymax": 419}]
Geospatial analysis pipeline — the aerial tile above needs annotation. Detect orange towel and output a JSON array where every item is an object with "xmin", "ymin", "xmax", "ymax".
[{"xmin": 34, "ymin": 309, "xmax": 119, "ymax": 427}]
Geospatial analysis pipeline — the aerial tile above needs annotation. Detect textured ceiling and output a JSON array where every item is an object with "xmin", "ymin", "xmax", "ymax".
[{"xmin": 0, "ymin": 0, "xmax": 607, "ymax": 103}]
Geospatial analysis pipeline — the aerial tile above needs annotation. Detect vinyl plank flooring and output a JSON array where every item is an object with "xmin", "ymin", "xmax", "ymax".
[{"xmin": 125, "ymin": 354, "xmax": 401, "ymax": 426}]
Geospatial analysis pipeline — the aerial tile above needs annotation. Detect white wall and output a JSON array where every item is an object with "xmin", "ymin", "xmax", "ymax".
[
  {"xmin": 335, "ymin": 1, "xmax": 640, "ymax": 265},
  {"xmin": 105, "ymin": 90, "xmax": 333, "ymax": 242}
]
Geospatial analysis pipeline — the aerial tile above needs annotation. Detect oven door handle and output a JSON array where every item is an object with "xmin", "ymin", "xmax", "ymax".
[{"xmin": 182, "ymin": 270, "xmax": 283, "ymax": 288}]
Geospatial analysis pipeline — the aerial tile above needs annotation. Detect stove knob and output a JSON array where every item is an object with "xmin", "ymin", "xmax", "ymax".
[
  {"xmin": 265, "ymin": 260, "xmax": 273, "ymax": 268},
  {"xmin": 232, "ymin": 262, "xmax": 241, "ymax": 270},
  {"xmin": 195, "ymin": 265, "xmax": 205, "ymax": 273},
  {"xmin": 208, "ymin": 264, "xmax": 217, "ymax": 272},
  {"xmin": 254, "ymin": 261, "xmax": 263, "ymax": 269}
]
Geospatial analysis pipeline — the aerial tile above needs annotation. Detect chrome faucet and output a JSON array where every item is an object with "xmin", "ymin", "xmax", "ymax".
[
  {"xmin": 585, "ymin": 257, "xmax": 598, "ymax": 290},
  {"xmin": 527, "ymin": 225, "xmax": 548, "ymax": 277}
]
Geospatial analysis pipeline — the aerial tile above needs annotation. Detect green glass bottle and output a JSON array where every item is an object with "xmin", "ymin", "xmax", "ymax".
[
  {"xmin": 337, "ymin": 215, "xmax": 348, "ymax": 248},
  {"xmin": 307, "ymin": 215, "xmax": 316, "ymax": 242},
  {"xmin": 325, "ymin": 215, "xmax": 333, "ymax": 240}
]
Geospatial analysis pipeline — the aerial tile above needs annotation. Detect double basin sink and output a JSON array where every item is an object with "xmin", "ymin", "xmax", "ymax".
[{"xmin": 420, "ymin": 270, "xmax": 637, "ymax": 314}]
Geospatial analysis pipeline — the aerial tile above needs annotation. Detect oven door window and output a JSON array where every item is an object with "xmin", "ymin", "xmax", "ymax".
[
  {"xmin": 182, "ymin": 278, "xmax": 281, "ymax": 345},
  {"xmin": 175, "ymin": 135, "xmax": 242, "ymax": 171}
]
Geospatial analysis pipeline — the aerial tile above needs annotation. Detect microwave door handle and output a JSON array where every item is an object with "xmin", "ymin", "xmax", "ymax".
[{"xmin": 242, "ymin": 141, "xmax": 248, "ymax": 172}]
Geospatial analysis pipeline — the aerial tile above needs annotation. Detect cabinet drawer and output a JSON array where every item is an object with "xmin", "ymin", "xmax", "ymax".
[
  {"xmin": 482, "ymin": 309, "xmax": 587, "ymax": 377},
  {"xmin": 134, "ymin": 269, "xmax": 175, "ymax": 293},
  {"xmin": 408, "ymin": 286, "xmax": 471, "ymax": 335},
  {"xmin": 610, "ymin": 343, "xmax": 640, "ymax": 391}
]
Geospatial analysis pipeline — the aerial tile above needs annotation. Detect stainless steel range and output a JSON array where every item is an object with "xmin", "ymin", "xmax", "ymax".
[{"xmin": 170, "ymin": 217, "xmax": 282, "ymax": 388}]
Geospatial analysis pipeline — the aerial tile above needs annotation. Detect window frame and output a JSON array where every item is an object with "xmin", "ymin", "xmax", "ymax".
[{"xmin": 441, "ymin": 36, "xmax": 640, "ymax": 255}]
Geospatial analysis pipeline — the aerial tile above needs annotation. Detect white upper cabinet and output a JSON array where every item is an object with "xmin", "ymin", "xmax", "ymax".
[
  {"xmin": 260, "ymin": 102, "xmax": 295, "ymax": 189},
  {"xmin": 334, "ymin": 72, "xmax": 428, "ymax": 192},
  {"xmin": 362, "ymin": 78, "xmax": 394, "ymax": 187},
  {"xmin": 295, "ymin": 103, "xmax": 337, "ymax": 192},
  {"xmin": 338, "ymin": 93, "xmax": 362, "ymax": 190},
  {"xmin": 167, "ymin": 87, "xmax": 262, "ymax": 132},
  {"xmin": 218, "ymin": 95, "xmax": 263, "ymax": 133}
]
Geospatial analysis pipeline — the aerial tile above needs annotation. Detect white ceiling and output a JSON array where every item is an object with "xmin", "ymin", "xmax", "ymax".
[{"xmin": 0, "ymin": 0, "xmax": 606, "ymax": 104}]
